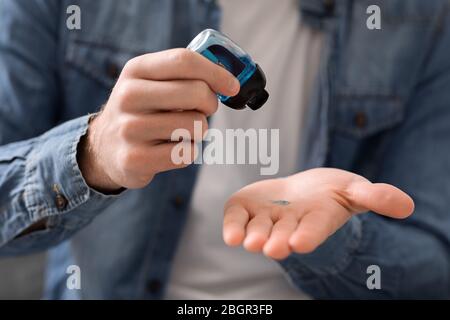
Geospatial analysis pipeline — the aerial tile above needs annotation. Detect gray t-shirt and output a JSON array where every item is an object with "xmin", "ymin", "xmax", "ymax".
[{"xmin": 166, "ymin": 0, "xmax": 324, "ymax": 299}]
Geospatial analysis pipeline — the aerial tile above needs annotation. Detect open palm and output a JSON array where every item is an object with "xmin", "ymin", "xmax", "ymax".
[{"xmin": 223, "ymin": 168, "xmax": 414, "ymax": 260}]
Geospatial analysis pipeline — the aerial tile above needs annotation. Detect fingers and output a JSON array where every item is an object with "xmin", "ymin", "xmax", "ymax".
[
  {"xmin": 223, "ymin": 204, "xmax": 250, "ymax": 246},
  {"xmin": 123, "ymin": 49, "xmax": 240, "ymax": 97},
  {"xmin": 263, "ymin": 215, "xmax": 298, "ymax": 260},
  {"xmin": 120, "ymin": 111, "xmax": 208, "ymax": 143},
  {"xmin": 243, "ymin": 211, "xmax": 273, "ymax": 252},
  {"xmin": 150, "ymin": 141, "xmax": 199, "ymax": 173},
  {"xmin": 115, "ymin": 79, "xmax": 219, "ymax": 116},
  {"xmin": 116, "ymin": 141, "xmax": 198, "ymax": 189},
  {"xmin": 224, "ymin": 203, "xmax": 303, "ymax": 259},
  {"xmin": 289, "ymin": 211, "xmax": 335, "ymax": 254},
  {"xmin": 347, "ymin": 181, "xmax": 415, "ymax": 218}
]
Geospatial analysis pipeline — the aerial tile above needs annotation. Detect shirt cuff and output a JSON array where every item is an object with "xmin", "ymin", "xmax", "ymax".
[
  {"xmin": 279, "ymin": 215, "xmax": 363, "ymax": 280},
  {"xmin": 22, "ymin": 114, "xmax": 120, "ymax": 232}
]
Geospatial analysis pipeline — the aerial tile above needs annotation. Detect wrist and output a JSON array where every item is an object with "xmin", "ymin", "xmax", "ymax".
[{"xmin": 77, "ymin": 114, "xmax": 122, "ymax": 193}]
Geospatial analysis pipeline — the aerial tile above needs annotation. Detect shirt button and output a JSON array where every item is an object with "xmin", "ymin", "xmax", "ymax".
[
  {"xmin": 172, "ymin": 196, "xmax": 185, "ymax": 209},
  {"xmin": 354, "ymin": 112, "xmax": 368, "ymax": 129},
  {"xmin": 106, "ymin": 61, "xmax": 120, "ymax": 80},
  {"xmin": 55, "ymin": 194, "xmax": 68, "ymax": 210},
  {"xmin": 146, "ymin": 279, "xmax": 162, "ymax": 294}
]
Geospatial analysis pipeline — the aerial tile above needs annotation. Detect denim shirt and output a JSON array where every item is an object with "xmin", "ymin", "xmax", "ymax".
[{"xmin": 0, "ymin": 0, "xmax": 449, "ymax": 299}]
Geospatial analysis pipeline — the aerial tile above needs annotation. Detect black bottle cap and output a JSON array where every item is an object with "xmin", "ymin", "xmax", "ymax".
[
  {"xmin": 247, "ymin": 89, "xmax": 269, "ymax": 111},
  {"xmin": 223, "ymin": 64, "xmax": 269, "ymax": 111}
]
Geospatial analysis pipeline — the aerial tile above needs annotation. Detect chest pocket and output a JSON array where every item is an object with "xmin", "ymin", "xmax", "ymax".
[
  {"xmin": 62, "ymin": 36, "xmax": 148, "ymax": 118},
  {"xmin": 65, "ymin": 39, "xmax": 137, "ymax": 89},
  {"xmin": 329, "ymin": 0, "xmax": 440, "ymax": 139},
  {"xmin": 323, "ymin": 0, "xmax": 444, "ymax": 172},
  {"xmin": 59, "ymin": 0, "xmax": 189, "ymax": 118},
  {"xmin": 62, "ymin": 0, "xmax": 176, "ymax": 89},
  {"xmin": 330, "ymin": 96, "xmax": 404, "ymax": 138}
]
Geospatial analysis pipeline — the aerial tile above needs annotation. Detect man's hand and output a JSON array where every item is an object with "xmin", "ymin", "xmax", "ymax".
[
  {"xmin": 78, "ymin": 49, "xmax": 240, "ymax": 192},
  {"xmin": 223, "ymin": 168, "xmax": 414, "ymax": 260}
]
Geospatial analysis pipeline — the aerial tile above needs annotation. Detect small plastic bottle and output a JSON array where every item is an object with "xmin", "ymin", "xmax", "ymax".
[{"xmin": 188, "ymin": 29, "xmax": 269, "ymax": 111}]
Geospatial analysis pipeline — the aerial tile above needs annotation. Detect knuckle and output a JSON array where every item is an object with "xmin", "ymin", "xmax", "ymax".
[
  {"xmin": 169, "ymin": 48, "xmax": 193, "ymax": 69},
  {"xmin": 114, "ymin": 80, "xmax": 135, "ymax": 109},
  {"xmin": 117, "ymin": 117, "xmax": 137, "ymax": 141},
  {"xmin": 122, "ymin": 57, "xmax": 137, "ymax": 75},
  {"xmin": 114, "ymin": 146, "xmax": 155, "ymax": 189}
]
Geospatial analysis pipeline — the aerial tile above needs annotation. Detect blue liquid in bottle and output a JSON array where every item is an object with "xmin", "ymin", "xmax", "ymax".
[{"xmin": 188, "ymin": 29, "xmax": 268, "ymax": 110}]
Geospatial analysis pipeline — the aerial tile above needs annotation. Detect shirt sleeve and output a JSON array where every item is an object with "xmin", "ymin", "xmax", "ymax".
[
  {"xmin": 0, "ymin": 0, "xmax": 120, "ymax": 256},
  {"xmin": 278, "ymin": 10, "xmax": 450, "ymax": 299},
  {"xmin": 0, "ymin": 116, "xmax": 122, "ymax": 256}
]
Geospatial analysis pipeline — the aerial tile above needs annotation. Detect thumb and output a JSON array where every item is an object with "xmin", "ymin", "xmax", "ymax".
[{"xmin": 346, "ymin": 181, "xmax": 415, "ymax": 219}]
